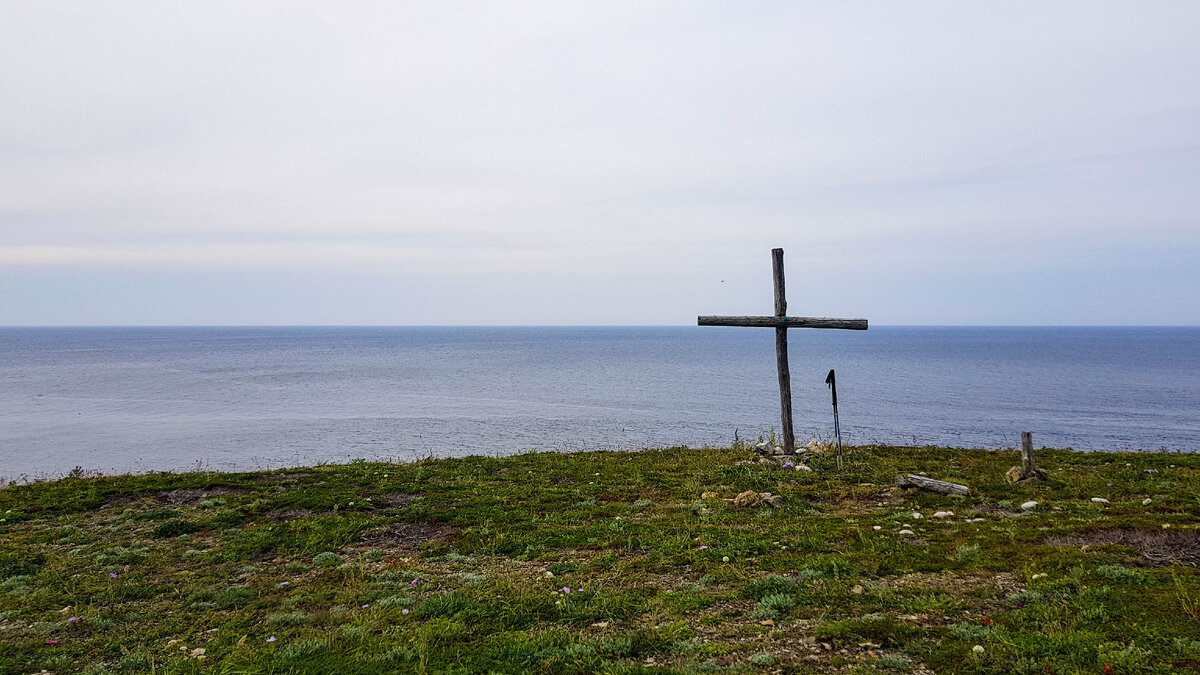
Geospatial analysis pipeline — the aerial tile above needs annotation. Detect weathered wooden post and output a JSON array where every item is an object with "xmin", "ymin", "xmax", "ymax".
[
  {"xmin": 698, "ymin": 248, "xmax": 868, "ymax": 454},
  {"xmin": 1021, "ymin": 432, "xmax": 1036, "ymax": 475},
  {"xmin": 771, "ymin": 249, "xmax": 795, "ymax": 453},
  {"xmin": 1006, "ymin": 431, "xmax": 1048, "ymax": 484}
]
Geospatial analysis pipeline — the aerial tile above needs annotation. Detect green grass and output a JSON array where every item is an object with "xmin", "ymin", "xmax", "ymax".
[{"xmin": 2, "ymin": 445, "xmax": 1200, "ymax": 673}]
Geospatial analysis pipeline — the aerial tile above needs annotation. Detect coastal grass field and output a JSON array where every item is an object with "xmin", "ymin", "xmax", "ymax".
[{"xmin": 2, "ymin": 445, "xmax": 1200, "ymax": 674}]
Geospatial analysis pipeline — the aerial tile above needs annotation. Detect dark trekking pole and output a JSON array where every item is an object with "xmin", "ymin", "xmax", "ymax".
[{"xmin": 825, "ymin": 369, "xmax": 843, "ymax": 470}]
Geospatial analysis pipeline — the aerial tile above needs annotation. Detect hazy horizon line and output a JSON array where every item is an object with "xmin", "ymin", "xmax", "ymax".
[{"xmin": 3, "ymin": 323, "xmax": 1198, "ymax": 330}]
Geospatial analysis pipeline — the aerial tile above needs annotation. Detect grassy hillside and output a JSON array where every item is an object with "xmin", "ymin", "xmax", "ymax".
[{"xmin": 2, "ymin": 444, "xmax": 1199, "ymax": 674}]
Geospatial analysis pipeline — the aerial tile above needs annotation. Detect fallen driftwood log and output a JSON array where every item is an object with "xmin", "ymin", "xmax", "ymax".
[{"xmin": 896, "ymin": 474, "xmax": 971, "ymax": 496}]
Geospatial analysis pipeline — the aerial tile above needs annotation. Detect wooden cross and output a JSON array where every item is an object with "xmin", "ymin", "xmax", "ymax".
[{"xmin": 698, "ymin": 248, "xmax": 867, "ymax": 454}]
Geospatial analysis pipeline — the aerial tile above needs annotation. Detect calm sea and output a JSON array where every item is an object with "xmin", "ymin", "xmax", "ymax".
[{"xmin": 1, "ymin": 326, "xmax": 1197, "ymax": 480}]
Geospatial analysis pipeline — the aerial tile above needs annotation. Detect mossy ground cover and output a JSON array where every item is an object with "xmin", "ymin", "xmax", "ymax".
[{"xmin": 2, "ymin": 445, "xmax": 1200, "ymax": 674}]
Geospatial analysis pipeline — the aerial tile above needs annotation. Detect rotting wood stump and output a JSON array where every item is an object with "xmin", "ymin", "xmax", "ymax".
[{"xmin": 1006, "ymin": 431, "xmax": 1048, "ymax": 485}]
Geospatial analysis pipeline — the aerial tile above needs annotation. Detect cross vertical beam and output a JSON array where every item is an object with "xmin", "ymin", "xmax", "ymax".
[
  {"xmin": 698, "ymin": 247, "xmax": 868, "ymax": 455},
  {"xmin": 771, "ymin": 248, "xmax": 795, "ymax": 453}
]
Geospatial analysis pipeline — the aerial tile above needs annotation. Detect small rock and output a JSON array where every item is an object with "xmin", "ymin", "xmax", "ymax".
[
  {"xmin": 701, "ymin": 491, "xmax": 718, "ymax": 500},
  {"xmin": 898, "ymin": 529, "xmax": 915, "ymax": 535},
  {"xmin": 773, "ymin": 446, "xmax": 785, "ymax": 455},
  {"xmin": 759, "ymin": 619, "xmax": 775, "ymax": 626},
  {"xmin": 761, "ymin": 493, "xmax": 784, "ymax": 509},
  {"xmin": 872, "ymin": 525, "xmax": 882, "ymax": 531},
  {"xmin": 1090, "ymin": 497, "xmax": 1110, "ymax": 504},
  {"xmin": 966, "ymin": 517, "xmax": 985, "ymax": 523},
  {"xmin": 932, "ymin": 511, "xmax": 954, "ymax": 519},
  {"xmin": 1020, "ymin": 501, "xmax": 1039, "ymax": 511},
  {"xmin": 1007, "ymin": 465, "xmax": 1048, "ymax": 484},
  {"xmin": 732, "ymin": 490, "xmax": 762, "ymax": 508},
  {"xmin": 911, "ymin": 512, "xmax": 923, "ymax": 519},
  {"xmin": 851, "ymin": 584, "xmax": 864, "ymax": 594},
  {"xmin": 795, "ymin": 463, "xmax": 813, "ymax": 472},
  {"xmin": 591, "ymin": 621, "xmax": 609, "ymax": 628}
]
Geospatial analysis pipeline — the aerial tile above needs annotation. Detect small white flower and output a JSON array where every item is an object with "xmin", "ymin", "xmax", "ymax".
[
  {"xmin": 722, "ymin": 556, "xmax": 730, "ymax": 563},
  {"xmin": 972, "ymin": 645, "xmax": 985, "ymax": 654}
]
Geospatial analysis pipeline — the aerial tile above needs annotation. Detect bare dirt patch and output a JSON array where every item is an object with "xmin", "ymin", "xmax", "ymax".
[
  {"xmin": 359, "ymin": 522, "xmax": 458, "ymax": 547},
  {"xmin": 159, "ymin": 487, "xmax": 252, "ymax": 503},
  {"xmin": 250, "ymin": 472, "xmax": 314, "ymax": 482},
  {"xmin": 380, "ymin": 492, "xmax": 421, "ymax": 508},
  {"xmin": 105, "ymin": 486, "xmax": 252, "ymax": 506},
  {"xmin": 882, "ymin": 571, "xmax": 1023, "ymax": 596},
  {"xmin": 810, "ymin": 491, "xmax": 901, "ymax": 515},
  {"xmin": 1046, "ymin": 528, "xmax": 1200, "ymax": 566},
  {"xmin": 264, "ymin": 509, "xmax": 315, "ymax": 522}
]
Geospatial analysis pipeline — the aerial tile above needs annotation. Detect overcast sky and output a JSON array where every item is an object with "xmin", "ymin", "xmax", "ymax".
[{"xmin": 2, "ymin": 2, "xmax": 1198, "ymax": 326}]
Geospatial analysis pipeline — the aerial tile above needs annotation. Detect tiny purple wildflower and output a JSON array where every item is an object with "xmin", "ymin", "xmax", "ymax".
[
  {"xmin": 402, "ymin": 609, "xmax": 409, "ymax": 615},
  {"xmin": 699, "ymin": 545, "xmax": 708, "ymax": 550},
  {"xmin": 1145, "ymin": 469, "xmax": 1157, "ymax": 473},
  {"xmin": 46, "ymin": 639, "xmax": 58, "ymax": 645},
  {"xmin": 266, "ymin": 636, "xmax": 276, "ymax": 643},
  {"xmin": 67, "ymin": 616, "xmax": 79, "ymax": 623},
  {"xmin": 411, "ymin": 579, "xmax": 418, "ymax": 585},
  {"xmin": 109, "ymin": 572, "xmax": 118, "ymax": 578},
  {"xmin": 361, "ymin": 604, "xmax": 370, "ymax": 609},
  {"xmin": 784, "ymin": 462, "xmax": 794, "ymax": 468}
]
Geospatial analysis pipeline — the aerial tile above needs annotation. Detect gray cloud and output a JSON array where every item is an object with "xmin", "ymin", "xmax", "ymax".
[{"xmin": 2, "ymin": 1, "xmax": 1198, "ymax": 324}]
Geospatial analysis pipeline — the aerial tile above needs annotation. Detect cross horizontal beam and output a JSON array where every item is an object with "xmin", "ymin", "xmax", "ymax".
[{"xmin": 697, "ymin": 316, "xmax": 868, "ymax": 330}]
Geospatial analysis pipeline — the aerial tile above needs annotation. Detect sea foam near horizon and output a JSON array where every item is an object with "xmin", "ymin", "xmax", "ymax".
[{"xmin": 1, "ymin": 326, "xmax": 1198, "ymax": 480}]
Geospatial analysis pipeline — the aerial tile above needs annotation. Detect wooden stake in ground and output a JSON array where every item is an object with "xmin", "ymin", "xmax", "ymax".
[
  {"xmin": 1006, "ymin": 431, "xmax": 1048, "ymax": 484},
  {"xmin": 698, "ymin": 248, "xmax": 868, "ymax": 454}
]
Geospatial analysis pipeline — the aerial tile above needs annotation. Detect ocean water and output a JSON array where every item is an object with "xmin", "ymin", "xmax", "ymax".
[{"xmin": 1, "ymin": 326, "xmax": 1197, "ymax": 480}]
